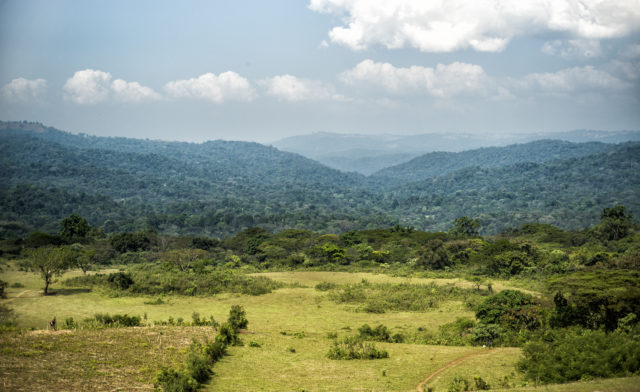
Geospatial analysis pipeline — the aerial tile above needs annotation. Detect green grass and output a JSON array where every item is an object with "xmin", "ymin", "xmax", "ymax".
[{"xmin": 1, "ymin": 265, "xmax": 638, "ymax": 391}]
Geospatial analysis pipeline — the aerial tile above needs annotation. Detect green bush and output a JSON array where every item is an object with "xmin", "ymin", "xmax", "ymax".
[
  {"xmin": 358, "ymin": 324, "xmax": 403, "ymax": 343},
  {"xmin": 228, "ymin": 305, "xmax": 248, "ymax": 330},
  {"xmin": 518, "ymin": 327, "xmax": 640, "ymax": 384},
  {"xmin": 154, "ymin": 368, "xmax": 198, "ymax": 392},
  {"xmin": 91, "ymin": 313, "xmax": 141, "ymax": 327},
  {"xmin": 447, "ymin": 374, "xmax": 469, "ymax": 392},
  {"xmin": 185, "ymin": 350, "xmax": 210, "ymax": 384},
  {"xmin": 327, "ymin": 336, "xmax": 389, "ymax": 360}
]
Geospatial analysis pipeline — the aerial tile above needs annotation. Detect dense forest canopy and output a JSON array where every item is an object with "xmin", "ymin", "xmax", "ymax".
[{"xmin": 1, "ymin": 121, "xmax": 639, "ymax": 238}]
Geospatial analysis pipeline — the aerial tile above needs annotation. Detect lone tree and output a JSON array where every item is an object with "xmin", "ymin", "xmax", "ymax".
[
  {"xmin": 25, "ymin": 246, "xmax": 74, "ymax": 295},
  {"xmin": 449, "ymin": 216, "xmax": 480, "ymax": 237}
]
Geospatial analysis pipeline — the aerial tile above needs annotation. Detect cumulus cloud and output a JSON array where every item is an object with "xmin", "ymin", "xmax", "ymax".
[
  {"xmin": 64, "ymin": 69, "xmax": 112, "ymax": 104},
  {"xmin": 164, "ymin": 72, "xmax": 256, "ymax": 103},
  {"xmin": 513, "ymin": 66, "xmax": 630, "ymax": 93},
  {"xmin": 111, "ymin": 79, "xmax": 161, "ymax": 102},
  {"xmin": 340, "ymin": 59, "xmax": 495, "ymax": 98},
  {"xmin": 64, "ymin": 69, "xmax": 160, "ymax": 104},
  {"xmin": 260, "ymin": 74, "xmax": 343, "ymax": 101},
  {"xmin": 2, "ymin": 77, "xmax": 47, "ymax": 102},
  {"xmin": 309, "ymin": 0, "xmax": 640, "ymax": 52}
]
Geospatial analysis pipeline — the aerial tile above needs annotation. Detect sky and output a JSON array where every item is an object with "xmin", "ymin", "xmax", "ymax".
[{"xmin": 1, "ymin": 0, "xmax": 639, "ymax": 143}]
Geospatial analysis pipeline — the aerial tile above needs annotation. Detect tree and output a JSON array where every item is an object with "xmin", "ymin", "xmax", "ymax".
[
  {"xmin": 166, "ymin": 249, "xmax": 208, "ymax": 272},
  {"xmin": 449, "ymin": 216, "xmax": 480, "ymax": 237},
  {"xmin": 595, "ymin": 205, "xmax": 634, "ymax": 241},
  {"xmin": 59, "ymin": 214, "xmax": 90, "ymax": 243},
  {"xmin": 25, "ymin": 246, "xmax": 74, "ymax": 295}
]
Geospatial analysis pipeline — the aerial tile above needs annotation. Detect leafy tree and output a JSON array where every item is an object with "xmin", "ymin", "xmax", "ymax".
[
  {"xmin": 475, "ymin": 290, "xmax": 543, "ymax": 332},
  {"xmin": 594, "ymin": 205, "xmax": 634, "ymax": 241},
  {"xmin": 59, "ymin": 214, "xmax": 90, "ymax": 243},
  {"xmin": 109, "ymin": 232, "xmax": 151, "ymax": 253},
  {"xmin": 449, "ymin": 216, "xmax": 480, "ymax": 237},
  {"xmin": 165, "ymin": 249, "xmax": 208, "ymax": 272},
  {"xmin": 25, "ymin": 246, "xmax": 74, "ymax": 295}
]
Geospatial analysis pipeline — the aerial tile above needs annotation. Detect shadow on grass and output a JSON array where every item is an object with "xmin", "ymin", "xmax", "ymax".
[{"xmin": 47, "ymin": 288, "xmax": 92, "ymax": 296}]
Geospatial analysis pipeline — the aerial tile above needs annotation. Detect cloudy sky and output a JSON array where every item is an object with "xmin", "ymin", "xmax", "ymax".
[{"xmin": 1, "ymin": 0, "xmax": 639, "ymax": 142}]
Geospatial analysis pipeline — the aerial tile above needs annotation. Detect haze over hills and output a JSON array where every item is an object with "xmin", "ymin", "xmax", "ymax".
[
  {"xmin": 1, "ymin": 121, "xmax": 639, "ymax": 237},
  {"xmin": 273, "ymin": 130, "xmax": 640, "ymax": 174},
  {"xmin": 371, "ymin": 140, "xmax": 617, "ymax": 184}
]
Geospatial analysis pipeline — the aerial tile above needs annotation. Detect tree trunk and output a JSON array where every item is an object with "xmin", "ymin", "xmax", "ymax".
[{"xmin": 44, "ymin": 277, "xmax": 50, "ymax": 295}]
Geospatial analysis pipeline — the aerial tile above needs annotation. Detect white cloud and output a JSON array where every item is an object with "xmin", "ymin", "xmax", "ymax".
[
  {"xmin": 514, "ymin": 66, "xmax": 629, "ymax": 93},
  {"xmin": 164, "ymin": 72, "xmax": 256, "ymax": 103},
  {"xmin": 541, "ymin": 39, "xmax": 602, "ymax": 58},
  {"xmin": 111, "ymin": 79, "xmax": 161, "ymax": 102},
  {"xmin": 309, "ymin": 0, "xmax": 640, "ymax": 53},
  {"xmin": 64, "ymin": 69, "xmax": 112, "ymax": 104},
  {"xmin": 64, "ymin": 69, "xmax": 159, "ymax": 104},
  {"xmin": 340, "ymin": 59, "xmax": 495, "ymax": 98},
  {"xmin": 2, "ymin": 77, "xmax": 47, "ymax": 102},
  {"xmin": 261, "ymin": 74, "xmax": 342, "ymax": 102}
]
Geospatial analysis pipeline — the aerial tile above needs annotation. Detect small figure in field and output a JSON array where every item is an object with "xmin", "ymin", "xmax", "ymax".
[{"xmin": 49, "ymin": 316, "xmax": 57, "ymax": 331}]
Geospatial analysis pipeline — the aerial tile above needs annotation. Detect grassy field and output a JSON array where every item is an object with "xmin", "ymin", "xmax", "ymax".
[{"xmin": 1, "ymin": 264, "xmax": 639, "ymax": 391}]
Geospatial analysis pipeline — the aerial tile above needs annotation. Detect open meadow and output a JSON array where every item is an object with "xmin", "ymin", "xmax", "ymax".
[{"xmin": 2, "ymin": 264, "xmax": 639, "ymax": 391}]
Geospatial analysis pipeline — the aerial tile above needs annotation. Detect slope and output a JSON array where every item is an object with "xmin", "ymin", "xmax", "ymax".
[{"xmin": 372, "ymin": 140, "xmax": 617, "ymax": 184}]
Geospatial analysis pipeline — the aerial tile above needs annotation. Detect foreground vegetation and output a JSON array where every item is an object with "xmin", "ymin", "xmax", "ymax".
[{"xmin": 1, "ymin": 206, "xmax": 639, "ymax": 390}]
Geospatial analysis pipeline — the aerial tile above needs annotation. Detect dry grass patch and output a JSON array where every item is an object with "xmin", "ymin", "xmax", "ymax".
[{"xmin": 0, "ymin": 326, "xmax": 216, "ymax": 392}]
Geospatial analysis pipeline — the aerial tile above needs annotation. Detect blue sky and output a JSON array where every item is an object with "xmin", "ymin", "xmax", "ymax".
[{"xmin": 1, "ymin": 0, "xmax": 639, "ymax": 142}]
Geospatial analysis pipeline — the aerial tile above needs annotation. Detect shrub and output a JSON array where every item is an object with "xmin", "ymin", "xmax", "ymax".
[
  {"xmin": 107, "ymin": 272, "xmax": 134, "ymax": 290},
  {"xmin": 91, "ymin": 313, "xmax": 141, "ymax": 327},
  {"xmin": 185, "ymin": 350, "xmax": 210, "ymax": 384},
  {"xmin": 473, "ymin": 376, "xmax": 490, "ymax": 390},
  {"xmin": 327, "ymin": 336, "xmax": 389, "ymax": 360},
  {"xmin": 447, "ymin": 375, "xmax": 469, "ymax": 392},
  {"xmin": 154, "ymin": 368, "xmax": 198, "ymax": 392},
  {"xmin": 315, "ymin": 281, "xmax": 337, "ymax": 291},
  {"xmin": 228, "ymin": 305, "xmax": 248, "ymax": 330},
  {"xmin": 249, "ymin": 340, "xmax": 261, "ymax": 348},
  {"xmin": 204, "ymin": 339, "xmax": 226, "ymax": 363},
  {"xmin": 518, "ymin": 327, "xmax": 640, "ymax": 384},
  {"xmin": 358, "ymin": 324, "xmax": 403, "ymax": 343}
]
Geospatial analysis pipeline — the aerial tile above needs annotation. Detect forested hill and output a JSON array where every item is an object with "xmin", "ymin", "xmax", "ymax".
[
  {"xmin": 0, "ymin": 122, "xmax": 392, "ymax": 237},
  {"xmin": 372, "ymin": 140, "xmax": 617, "ymax": 184},
  {"xmin": 1, "ymin": 121, "xmax": 639, "ymax": 237},
  {"xmin": 388, "ymin": 143, "xmax": 640, "ymax": 233},
  {"xmin": 0, "ymin": 121, "xmax": 364, "ymax": 187}
]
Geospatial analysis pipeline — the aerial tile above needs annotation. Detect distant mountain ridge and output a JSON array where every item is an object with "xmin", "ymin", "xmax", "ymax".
[
  {"xmin": 372, "ymin": 139, "xmax": 617, "ymax": 184},
  {"xmin": 273, "ymin": 130, "xmax": 640, "ymax": 174}
]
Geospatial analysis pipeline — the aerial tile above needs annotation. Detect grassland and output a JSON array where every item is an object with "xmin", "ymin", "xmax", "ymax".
[{"xmin": 1, "ymin": 265, "xmax": 639, "ymax": 391}]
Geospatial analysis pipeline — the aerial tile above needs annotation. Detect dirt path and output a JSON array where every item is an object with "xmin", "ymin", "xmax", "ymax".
[
  {"xmin": 3, "ymin": 289, "xmax": 38, "ymax": 302},
  {"xmin": 416, "ymin": 349, "xmax": 493, "ymax": 392}
]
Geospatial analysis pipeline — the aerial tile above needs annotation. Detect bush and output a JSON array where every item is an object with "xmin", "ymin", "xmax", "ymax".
[
  {"xmin": 154, "ymin": 368, "xmax": 198, "ymax": 392},
  {"xmin": 107, "ymin": 272, "xmax": 134, "ymax": 290},
  {"xmin": 447, "ymin": 375, "xmax": 469, "ymax": 392},
  {"xmin": 228, "ymin": 305, "xmax": 248, "ymax": 330},
  {"xmin": 185, "ymin": 350, "xmax": 210, "ymax": 384},
  {"xmin": 518, "ymin": 327, "xmax": 640, "ymax": 384},
  {"xmin": 204, "ymin": 339, "xmax": 226, "ymax": 363},
  {"xmin": 327, "ymin": 336, "xmax": 389, "ymax": 360},
  {"xmin": 315, "ymin": 281, "xmax": 338, "ymax": 291},
  {"xmin": 91, "ymin": 313, "xmax": 141, "ymax": 327},
  {"xmin": 358, "ymin": 324, "xmax": 403, "ymax": 343}
]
